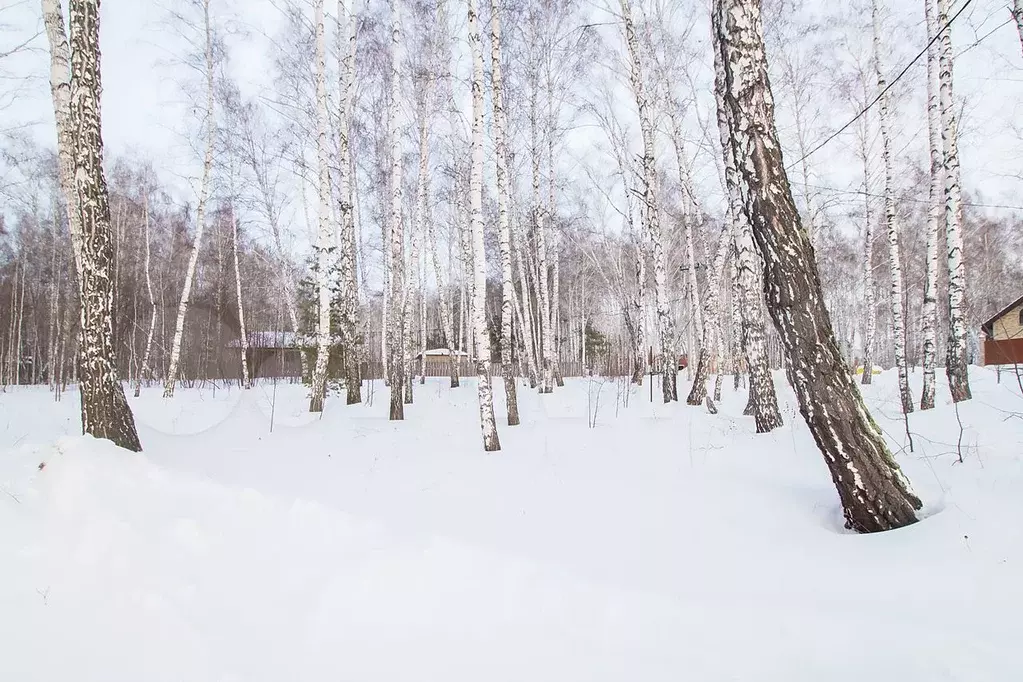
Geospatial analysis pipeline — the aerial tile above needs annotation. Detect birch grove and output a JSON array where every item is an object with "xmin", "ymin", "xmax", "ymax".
[{"xmin": 10, "ymin": 0, "xmax": 1017, "ymax": 458}]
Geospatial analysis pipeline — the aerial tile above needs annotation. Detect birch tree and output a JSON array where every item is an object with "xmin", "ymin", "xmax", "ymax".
[
  {"xmin": 468, "ymin": 0, "xmax": 500, "ymax": 451},
  {"xmin": 43, "ymin": 0, "xmax": 141, "ymax": 451},
  {"xmin": 387, "ymin": 0, "xmax": 406, "ymax": 421},
  {"xmin": 937, "ymin": 0, "xmax": 971, "ymax": 402},
  {"xmin": 163, "ymin": 0, "xmax": 216, "ymax": 398},
  {"xmin": 714, "ymin": 0, "xmax": 920, "ymax": 532},
  {"xmin": 871, "ymin": 0, "xmax": 912, "ymax": 414},
  {"xmin": 619, "ymin": 0, "xmax": 675, "ymax": 403},
  {"xmin": 713, "ymin": 35, "xmax": 780, "ymax": 432},
  {"xmin": 490, "ymin": 0, "xmax": 519, "ymax": 426},
  {"xmin": 920, "ymin": 0, "xmax": 941, "ymax": 410},
  {"xmin": 134, "ymin": 188, "xmax": 157, "ymax": 397},
  {"xmin": 336, "ymin": 0, "xmax": 361, "ymax": 404},
  {"xmin": 309, "ymin": 0, "xmax": 333, "ymax": 412}
]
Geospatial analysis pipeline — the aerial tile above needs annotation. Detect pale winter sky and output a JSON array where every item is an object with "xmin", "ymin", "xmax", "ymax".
[{"xmin": 2, "ymin": 0, "xmax": 1023, "ymax": 239}]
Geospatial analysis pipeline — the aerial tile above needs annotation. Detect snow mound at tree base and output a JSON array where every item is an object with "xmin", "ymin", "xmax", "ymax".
[{"xmin": 1, "ymin": 370, "xmax": 1022, "ymax": 681}]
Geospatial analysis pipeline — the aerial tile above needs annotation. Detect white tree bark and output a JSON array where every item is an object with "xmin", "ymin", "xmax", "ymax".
[
  {"xmin": 405, "ymin": 94, "xmax": 430, "ymax": 404},
  {"xmin": 135, "ymin": 190, "xmax": 157, "ymax": 397},
  {"xmin": 468, "ymin": 0, "xmax": 500, "ymax": 451},
  {"xmin": 871, "ymin": 0, "xmax": 912, "ymax": 414},
  {"xmin": 387, "ymin": 0, "xmax": 406, "ymax": 420},
  {"xmin": 668, "ymin": 107, "xmax": 703, "ymax": 353},
  {"xmin": 309, "ymin": 0, "xmax": 333, "ymax": 412},
  {"xmin": 41, "ymin": 0, "xmax": 83, "ymax": 274},
  {"xmin": 937, "ymin": 0, "xmax": 971, "ymax": 402},
  {"xmin": 619, "ymin": 0, "xmax": 675, "ymax": 402},
  {"xmin": 713, "ymin": 38, "xmax": 781, "ymax": 431},
  {"xmin": 921, "ymin": 0, "xmax": 942, "ymax": 410},
  {"xmin": 859, "ymin": 74, "xmax": 876, "ymax": 387},
  {"xmin": 686, "ymin": 222, "xmax": 730, "ymax": 406},
  {"xmin": 530, "ymin": 65, "xmax": 554, "ymax": 394},
  {"xmin": 57, "ymin": 0, "xmax": 141, "ymax": 450},
  {"xmin": 164, "ymin": 0, "xmax": 215, "ymax": 398},
  {"xmin": 230, "ymin": 199, "xmax": 250, "ymax": 389},
  {"xmin": 337, "ymin": 0, "xmax": 361, "ymax": 404},
  {"xmin": 490, "ymin": 0, "xmax": 519, "ymax": 426}
]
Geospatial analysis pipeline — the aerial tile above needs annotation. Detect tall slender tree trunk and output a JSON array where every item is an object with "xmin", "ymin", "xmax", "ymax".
[
  {"xmin": 713, "ymin": 47, "xmax": 780, "ymax": 431},
  {"xmin": 714, "ymin": 0, "xmax": 920, "ymax": 532},
  {"xmin": 337, "ymin": 0, "xmax": 361, "ymax": 404},
  {"xmin": 859, "ymin": 84, "xmax": 876, "ymax": 387},
  {"xmin": 669, "ymin": 109, "xmax": 703, "ymax": 354},
  {"xmin": 871, "ymin": 0, "xmax": 913, "ymax": 414},
  {"xmin": 468, "ymin": 0, "xmax": 500, "ymax": 451},
  {"xmin": 686, "ymin": 223, "xmax": 730, "ymax": 406},
  {"xmin": 619, "ymin": 0, "xmax": 675, "ymax": 403},
  {"xmin": 428, "ymin": 220, "xmax": 459, "ymax": 387},
  {"xmin": 512, "ymin": 210, "xmax": 538, "ymax": 387},
  {"xmin": 309, "ymin": 0, "xmax": 333, "ymax": 412},
  {"xmin": 46, "ymin": 0, "xmax": 141, "ymax": 451},
  {"xmin": 530, "ymin": 73, "xmax": 554, "ymax": 394},
  {"xmin": 230, "ymin": 200, "xmax": 250, "ymax": 389},
  {"xmin": 921, "ymin": 0, "xmax": 942, "ymax": 410},
  {"xmin": 937, "ymin": 0, "xmax": 971, "ymax": 403},
  {"xmin": 490, "ymin": 0, "xmax": 519, "ymax": 425},
  {"xmin": 42, "ymin": 0, "xmax": 83, "ymax": 274},
  {"xmin": 387, "ymin": 0, "xmax": 406, "ymax": 420},
  {"xmin": 164, "ymin": 0, "xmax": 215, "ymax": 399}
]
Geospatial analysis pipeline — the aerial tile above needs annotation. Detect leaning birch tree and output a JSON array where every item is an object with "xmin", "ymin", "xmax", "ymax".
[
  {"xmin": 714, "ymin": 0, "xmax": 921, "ymax": 532},
  {"xmin": 43, "ymin": 0, "xmax": 142, "ymax": 451},
  {"xmin": 467, "ymin": 0, "xmax": 500, "ymax": 450},
  {"xmin": 164, "ymin": 0, "xmax": 216, "ymax": 398},
  {"xmin": 309, "ymin": 0, "xmax": 333, "ymax": 412},
  {"xmin": 937, "ymin": 0, "xmax": 971, "ymax": 402},
  {"xmin": 871, "ymin": 0, "xmax": 912, "ymax": 414}
]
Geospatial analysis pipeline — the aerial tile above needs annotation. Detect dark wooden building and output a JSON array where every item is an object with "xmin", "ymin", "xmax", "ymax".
[{"xmin": 981, "ymin": 294, "xmax": 1023, "ymax": 365}]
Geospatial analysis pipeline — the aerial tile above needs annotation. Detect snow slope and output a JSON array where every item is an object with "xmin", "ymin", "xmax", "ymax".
[{"xmin": 1, "ymin": 369, "xmax": 1021, "ymax": 681}]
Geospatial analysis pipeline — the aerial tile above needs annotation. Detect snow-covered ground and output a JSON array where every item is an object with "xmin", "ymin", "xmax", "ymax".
[{"xmin": 1, "ymin": 369, "xmax": 1021, "ymax": 681}]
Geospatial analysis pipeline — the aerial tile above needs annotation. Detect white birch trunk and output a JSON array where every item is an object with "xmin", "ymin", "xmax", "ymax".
[
  {"xmin": 921, "ymin": 0, "xmax": 942, "ymax": 410},
  {"xmin": 337, "ymin": 0, "xmax": 361, "ymax": 404},
  {"xmin": 230, "ymin": 200, "xmax": 250, "ymax": 389},
  {"xmin": 860, "ymin": 83, "xmax": 876, "ymax": 387},
  {"xmin": 164, "ymin": 0, "xmax": 215, "ymax": 398},
  {"xmin": 490, "ymin": 0, "xmax": 519, "ymax": 425},
  {"xmin": 468, "ymin": 0, "xmax": 500, "ymax": 451},
  {"xmin": 871, "ymin": 0, "xmax": 913, "ymax": 414},
  {"xmin": 669, "ymin": 109, "xmax": 703, "ymax": 352},
  {"xmin": 41, "ymin": 0, "xmax": 83, "ymax": 275},
  {"xmin": 937, "ymin": 0, "xmax": 971, "ymax": 402},
  {"xmin": 387, "ymin": 0, "xmax": 406, "ymax": 420},
  {"xmin": 135, "ymin": 190, "xmax": 157, "ymax": 397},
  {"xmin": 404, "ymin": 100, "xmax": 429, "ymax": 404},
  {"xmin": 531, "ymin": 82, "xmax": 554, "ymax": 393},
  {"xmin": 620, "ymin": 0, "xmax": 675, "ymax": 402},
  {"xmin": 309, "ymin": 0, "xmax": 333, "ymax": 412},
  {"xmin": 713, "ymin": 18, "xmax": 780, "ymax": 431}
]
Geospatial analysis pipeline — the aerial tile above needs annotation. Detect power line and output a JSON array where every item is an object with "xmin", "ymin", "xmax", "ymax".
[
  {"xmin": 806, "ymin": 182, "xmax": 1023, "ymax": 212},
  {"xmin": 791, "ymin": 0, "xmax": 977, "ymax": 167}
]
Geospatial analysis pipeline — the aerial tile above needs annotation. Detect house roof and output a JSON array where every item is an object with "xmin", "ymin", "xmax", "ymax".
[{"xmin": 981, "ymin": 293, "xmax": 1023, "ymax": 335}]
